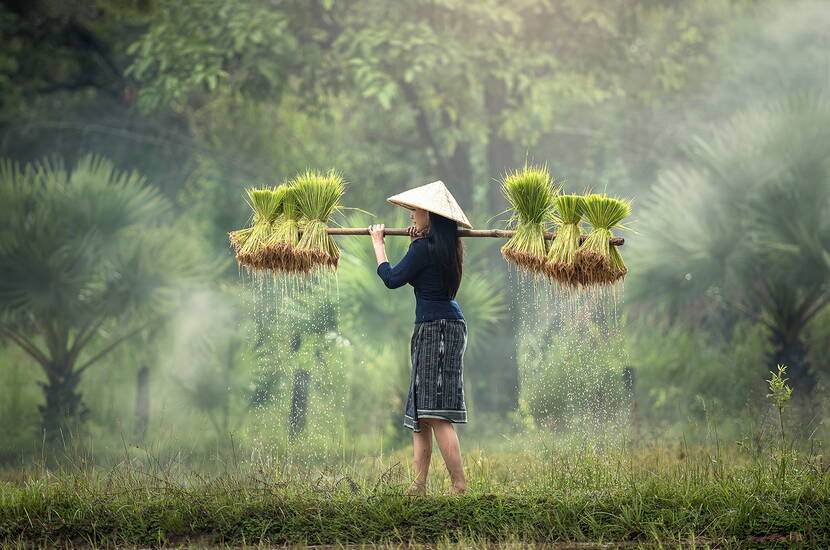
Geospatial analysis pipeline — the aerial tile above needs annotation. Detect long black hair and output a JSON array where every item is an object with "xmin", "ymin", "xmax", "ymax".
[{"xmin": 425, "ymin": 211, "xmax": 464, "ymax": 299}]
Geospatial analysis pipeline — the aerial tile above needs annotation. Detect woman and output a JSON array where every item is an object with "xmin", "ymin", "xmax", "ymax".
[{"xmin": 368, "ymin": 180, "xmax": 472, "ymax": 497}]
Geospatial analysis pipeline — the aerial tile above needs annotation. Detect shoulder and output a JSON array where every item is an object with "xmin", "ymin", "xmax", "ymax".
[
  {"xmin": 409, "ymin": 237, "xmax": 431, "ymax": 255},
  {"xmin": 408, "ymin": 237, "xmax": 431, "ymax": 262}
]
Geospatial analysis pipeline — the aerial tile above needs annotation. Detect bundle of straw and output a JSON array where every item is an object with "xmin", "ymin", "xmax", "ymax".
[
  {"xmin": 544, "ymin": 194, "xmax": 585, "ymax": 285},
  {"xmin": 232, "ymin": 187, "xmax": 284, "ymax": 270},
  {"xmin": 292, "ymin": 169, "xmax": 346, "ymax": 271},
  {"xmin": 499, "ymin": 164, "xmax": 558, "ymax": 273},
  {"xmin": 574, "ymin": 194, "xmax": 631, "ymax": 284}
]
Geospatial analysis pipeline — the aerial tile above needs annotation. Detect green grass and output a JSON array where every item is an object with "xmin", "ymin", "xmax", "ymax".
[{"xmin": 1, "ymin": 446, "xmax": 827, "ymax": 549}]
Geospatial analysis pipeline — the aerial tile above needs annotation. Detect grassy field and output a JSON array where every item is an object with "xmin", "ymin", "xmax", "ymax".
[{"xmin": 1, "ymin": 442, "xmax": 828, "ymax": 550}]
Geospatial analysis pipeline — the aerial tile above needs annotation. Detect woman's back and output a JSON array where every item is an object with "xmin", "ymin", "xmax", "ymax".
[{"xmin": 376, "ymin": 237, "xmax": 464, "ymax": 322}]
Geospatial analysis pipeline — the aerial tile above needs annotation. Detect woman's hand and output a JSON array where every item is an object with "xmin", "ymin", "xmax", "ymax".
[
  {"xmin": 369, "ymin": 224, "xmax": 388, "ymax": 266},
  {"xmin": 408, "ymin": 225, "xmax": 424, "ymax": 242},
  {"xmin": 368, "ymin": 223, "xmax": 385, "ymax": 243}
]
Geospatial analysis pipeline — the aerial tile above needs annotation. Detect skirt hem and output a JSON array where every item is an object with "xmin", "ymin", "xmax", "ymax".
[{"xmin": 404, "ymin": 411, "xmax": 467, "ymax": 432}]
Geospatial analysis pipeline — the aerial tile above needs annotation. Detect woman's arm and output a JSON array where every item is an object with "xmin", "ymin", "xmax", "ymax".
[
  {"xmin": 370, "ymin": 224, "xmax": 428, "ymax": 289},
  {"xmin": 369, "ymin": 223, "xmax": 388, "ymax": 266}
]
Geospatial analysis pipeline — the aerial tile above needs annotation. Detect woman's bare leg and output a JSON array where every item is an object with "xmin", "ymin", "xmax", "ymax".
[
  {"xmin": 408, "ymin": 421, "xmax": 433, "ymax": 495},
  {"xmin": 430, "ymin": 419, "xmax": 467, "ymax": 494}
]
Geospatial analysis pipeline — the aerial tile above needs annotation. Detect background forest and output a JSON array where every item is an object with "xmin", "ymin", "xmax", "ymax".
[{"xmin": 1, "ymin": 0, "xmax": 829, "ymax": 466}]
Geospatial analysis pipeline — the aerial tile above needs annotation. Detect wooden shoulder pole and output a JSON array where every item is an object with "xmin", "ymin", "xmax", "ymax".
[{"xmin": 320, "ymin": 227, "xmax": 624, "ymax": 246}]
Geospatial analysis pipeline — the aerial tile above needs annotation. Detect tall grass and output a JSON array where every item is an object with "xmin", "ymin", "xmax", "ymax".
[{"xmin": 2, "ymin": 444, "xmax": 827, "ymax": 548}]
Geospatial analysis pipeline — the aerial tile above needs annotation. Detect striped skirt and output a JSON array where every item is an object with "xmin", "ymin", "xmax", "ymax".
[{"xmin": 404, "ymin": 318, "xmax": 468, "ymax": 432}]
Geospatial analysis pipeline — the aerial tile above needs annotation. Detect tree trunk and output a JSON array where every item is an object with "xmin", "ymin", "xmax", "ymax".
[
  {"xmin": 623, "ymin": 366, "xmax": 641, "ymax": 440},
  {"xmin": 289, "ymin": 370, "xmax": 310, "ymax": 439},
  {"xmin": 768, "ymin": 327, "xmax": 813, "ymax": 395},
  {"xmin": 134, "ymin": 364, "xmax": 150, "ymax": 441},
  {"xmin": 448, "ymin": 140, "xmax": 475, "ymax": 209},
  {"xmin": 482, "ymin": 78, "xmax": 519, "ymax": 413},
  {"xmin": 38, "ymin": 364, "xmax": 88, "ymax": 440},
  {"xmin": 287, "ymin": 332, "xmax": 308, "ymax": 439},
  {"xmin": 485, "ymin": 76, "xmax": 515, "ymax": 214}
]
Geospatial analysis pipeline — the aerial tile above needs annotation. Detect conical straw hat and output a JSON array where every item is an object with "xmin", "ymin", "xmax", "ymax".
[{"xmin": 387, "ymin": 180, "xmax": 473, "ymax": 228}]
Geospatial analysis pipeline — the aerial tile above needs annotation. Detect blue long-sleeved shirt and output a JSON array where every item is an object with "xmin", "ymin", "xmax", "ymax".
[{"xmin": 376, "ymin": 237, "xmax": 465, "ymax": 323}]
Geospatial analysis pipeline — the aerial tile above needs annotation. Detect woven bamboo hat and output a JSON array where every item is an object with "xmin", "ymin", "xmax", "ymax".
[{"xmin": 386, "ymin": 180, "xmax": 472, "ymax": 229}]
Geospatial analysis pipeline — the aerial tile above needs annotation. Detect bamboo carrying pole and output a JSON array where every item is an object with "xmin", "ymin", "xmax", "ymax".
[{"xmin": 306, "ymin": 227, "xmax": 624, "ymax": 246}]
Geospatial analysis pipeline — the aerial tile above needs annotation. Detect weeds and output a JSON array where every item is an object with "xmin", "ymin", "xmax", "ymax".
[{"xmin": 766, "ymin": 364, "xmax": 794, "ymax": 487}]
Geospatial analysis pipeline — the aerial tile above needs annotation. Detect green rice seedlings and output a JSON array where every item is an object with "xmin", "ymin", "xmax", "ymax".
[
  {"xmin": 499, "ymin": 163, "xmax": 558, "ymax": 274},
  {"xmin": 258, "ymin": 184, "xmax": 292, "ymax": 271},
  {"xmin": 574, "ymin": 194, "xmax": 631, "ymax": 285},
  {"xmin": 544, "ymin": 194, "xmax": 585, "ymax": 286},
  {"xmin": 292, "ymin": 169, "xmax": 346, "ymax": 271},
  {"xmin": 229, "ymin": 227, "xmax": 252, "ymax": 254},
  {"xmin": 607, "ymin": 242, "xmax": 628, "ymax": 283},
  {"xmin": 235, "ymin": 187, "xmax": 283, "ymax": 270},
  {"xmin": 267, "ymin": 185, "xmax": 308, "ymax": 273}
]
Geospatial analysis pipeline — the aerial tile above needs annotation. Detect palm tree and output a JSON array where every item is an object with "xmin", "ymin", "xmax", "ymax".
[
  {"xmin": 632, "ymin": 94, "xmax": 830, "ymax": 393},
  {"xmin": 0, "ymin": 154, "xmax": 213, "ymax": 439}
]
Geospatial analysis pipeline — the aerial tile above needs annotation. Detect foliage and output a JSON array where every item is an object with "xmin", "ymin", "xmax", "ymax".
[
  {"xmin": 630, "ymin": 93, "xmax": 830, "ymax": 393},
  {"xmin": 126, "ymin": 0, "xmax": 731, "ymax": 209},
  {"xmin": 623, "ymin": 318, "xmax": 768, "ymax": 434},
  {"xmin": 766, "ymin": 363, "xmax": 793, "ymax": 459},
  {"xmin": 0, "ymin": 154, "xmax": 215, "ymax": 437},
  {"xmin": 0, "ymin": 1, "xmax": 151, "ymax": 118},
  {"xmin": 766, "ymin": 365, "xmax": 793, "ymax": 416},
  {"xmin": 125, "ymin": 0, "xmax": 335, "ymax": 112},
  {"xmin": 3, "ymin": 0, "xmax": 830, "ymax": 460}
]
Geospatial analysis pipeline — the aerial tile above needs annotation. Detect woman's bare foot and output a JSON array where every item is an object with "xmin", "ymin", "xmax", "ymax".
[
  {"xmin": 446, "ymin": 483, "xmax": 467, "ymax": 496},
  {"xmin": 407, "ymin": 482, "xmax": 427, "ymax": 496}
]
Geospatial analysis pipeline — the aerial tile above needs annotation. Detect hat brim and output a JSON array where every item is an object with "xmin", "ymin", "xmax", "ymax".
[
  {"xmin": 388, "ymin": 199, "xmax": 473, "ymax": 228},
  {"xmin": 386, "ymin": 180, "xmax": 473, "ymax": 228}
]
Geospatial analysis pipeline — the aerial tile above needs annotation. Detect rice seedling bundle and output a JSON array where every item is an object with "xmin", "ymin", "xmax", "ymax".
[
  {"xmin": 229, "ymin": 227, "xmax": 252, "ymax": 252},
  {"xmin": 292, "ymin": 169, "xmax": 346, "ymax": 271},
  {"xmin": 234, "ymin": 187, "xmax": 283, "ymax": 270},
  {"xmin": 499, "ymin": 164, "xmax": 558, "ymax": 273},
  {"xmin": 544, "ymin": 194, "xmax": 585, "ymax": 285},
  {"xmin": 574, "ymin": 194, "xmax": 631, "ymax": 285},
  {"xmin": 266, "ymin": 185, "xmax": 309, "ymax": 273}
]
